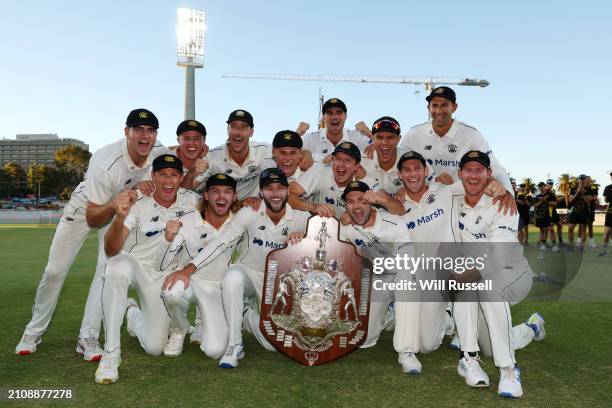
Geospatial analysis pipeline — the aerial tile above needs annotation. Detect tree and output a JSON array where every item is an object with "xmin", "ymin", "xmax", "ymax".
[
  {"xmin": 558, "ymin": 173, "xmax": 573, "ymax": 206},
  {"xmin": 55, "ymin": 145, "xmax": 91, "ymax": 186},
  {"xmin": 27, "ymin": 164, "xmax": 63, "ymax": 198},
  {"xmin": 3, "ymin": 162, "xmax": 27, "ymax": 197},
  {"xmin": 522, "ymin": 177, "xmax": 536, "ymax": 195}
]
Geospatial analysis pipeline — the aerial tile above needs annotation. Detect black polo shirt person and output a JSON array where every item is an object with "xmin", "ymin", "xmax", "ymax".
[
  {"xmin": 599, "ymin": 172, "xmax": 612, "ymax": 256},
  {"xmin": 533, "ymin": 182, "xmax": 551, "ymax": 250}
]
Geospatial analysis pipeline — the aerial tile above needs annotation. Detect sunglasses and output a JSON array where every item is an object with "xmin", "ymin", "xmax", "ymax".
[{"xmin": 373, "ymin": 120, "xmax": 400, "ymax": 132}]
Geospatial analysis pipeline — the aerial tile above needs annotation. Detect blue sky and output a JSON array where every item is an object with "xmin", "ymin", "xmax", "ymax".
[{"xmin": 1, "ymin": 0, "xmax": 610, "ymax": 190}]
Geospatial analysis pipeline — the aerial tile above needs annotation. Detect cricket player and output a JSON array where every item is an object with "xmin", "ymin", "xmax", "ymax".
[
  {"xmin": 567, "ymin": 175, "xmax": 589, "ymax": 248},
  {"xmin": 268, "ymin": 130, "xmax": 305, "ymax": 182},
  {"xmin": 585, "ymin": 176, "xmax": 599, "ymax": 248},
  {"xmin": 545, "ymin": 179, "xmax": 564, "ymax": 247},
  {"xmin": 172, "ymin": 119, "xmax": 209, "ymax": 189},
  {"xmin": 515, "ymin": 183, "xmax": 532, "ymax": 245},
  {"xmin": 169, "ymin": 168, "xmax": 310, "ymax": 368},
  {"xmin": 300, "ymin": 98, "xmax": 372, "ymax": 163},
  {"xmin": 599, "ymin": 171, "xmax": 612, "ymax": 257},
  {"xmin": 160, "ymin": 174, "xmax": 238, "ymax": 358},
  {"xmin": 450, "ymin": 150, "xmax": 542, "ymax": 398},
  {"xmin": 533, "ymin": 182, "xmax": 553, "ymax": 250},
  {"xmin": 16, "ymin": 109, "xmax": 167, "ymax": 360},
  {"xmin": 95, "ymin": 154, "xmax": 200, "ymax": 384}
]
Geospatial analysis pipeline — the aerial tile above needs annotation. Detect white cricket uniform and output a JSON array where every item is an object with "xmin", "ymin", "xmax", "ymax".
[
  {"xmin": 261, "ymin": 157, "xmax": 303, "ymax": 184},
  {"xmin": 450, "ymin": 193, "xmax": 534, "ymax": 367},
  {"xmin": 399, "ymin": 120, "xmax": 513, "ymax": 193},
  {"xmin": 188, "ymin": 203, "xmax": 310, "ymax": 350},
  {"xmin": 293, "ymin": 163, "xmax": 378, "ymax": 218},
  {"xmin": 360, "ymin": 150, "xmax": 405, "ymax": 195},
  {"xmin": 23, "ymin": 139, "xmax": 167, "ymax": 339},
  {"xmin": 195, "ymin": 142, "xmax": 273, "ymax": 200},
  {"xmin": 339, "ymin": 209, "xmax": 416, "ymax": 349},
  {"xmin": 302, "ymin": 128, "xmax": 371, "ymax": 162},
  {"xmin": 101, "ymin": 188, "xmax": 199, "ymax": 355},
  {"xmin": 160, "ymin": 211, "xmax": 236, "ymax": 359}
]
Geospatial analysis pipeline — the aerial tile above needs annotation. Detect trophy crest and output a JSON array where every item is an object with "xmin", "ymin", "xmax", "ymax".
[{"xmin": 260, "ymin": 216, "xmax": 372, "ymax": 366}]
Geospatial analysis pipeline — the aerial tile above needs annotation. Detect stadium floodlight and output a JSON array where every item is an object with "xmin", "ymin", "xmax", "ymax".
[{"xmin": 176, "ymin": 8, "xmax": 205, "ymax": 119}]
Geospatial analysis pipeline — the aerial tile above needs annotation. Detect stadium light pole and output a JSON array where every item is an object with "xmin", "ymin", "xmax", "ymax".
[{"xmin": 176, "ymin": 8, "xmax": 205, "ymax": 120}]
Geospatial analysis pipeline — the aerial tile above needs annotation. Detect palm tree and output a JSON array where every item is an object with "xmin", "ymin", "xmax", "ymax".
[
  {"xmin": 522, "ymin": 177, "xmax": 536, "ymax": 195},
  {"xmin": 558, "ymin": 173, "xmax": 573, "ymax": 206}
]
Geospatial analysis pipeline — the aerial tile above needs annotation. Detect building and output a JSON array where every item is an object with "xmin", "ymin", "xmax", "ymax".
[{"xmin": 0, "ymin": 134, "xmax": 89, "ymax": 168}]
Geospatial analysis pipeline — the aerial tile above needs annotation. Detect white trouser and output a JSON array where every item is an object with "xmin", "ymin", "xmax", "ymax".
[
  {"xmin": 362, "ymin": 274, "xmax": 395, "ymax": 348},
  {"xmin": 25, "ymin": 213, "xmax": 106, "ymax": 339},
  {"xmin": 394, "ymin": 301, "xmax": 447, "ymax": 354},
  {"xmin": 161, "ymin": 278, "xmax": 228, "ymax": 359},
  {"xmin": 221, "ymin": 264, "xmax": 275, "ymax": 351},
  {"xmin": 101, "ymin": 253, "xmax": 170, "ymax": 356}
]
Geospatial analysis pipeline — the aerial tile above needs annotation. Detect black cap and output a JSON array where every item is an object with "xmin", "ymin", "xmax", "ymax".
[
  {"xmin": 546, "ymin": 178, "xmax": 554, "ymax": 185},
  {"xmin": 332, "ymin": 141, "xmax": 361, "ymax": 163},
  {"xmin": 341, "ymin": 180, "xmax": 370, "ymax": 200},
  {"xmin": 205, "ymin": 173, "xmax": 237, "ymax": 191},
  {"xmin": 126, "ymin": 108, "xmax": 159, "ymax": 128},
  {"xmin": 578, "ymin": 174, "xmax": 587, "ymax": 180},
  {"xmin": 227, "ymin": 109, "xmax": 254, "ymax": 127},
  {"xmin": 426, "ymin": 86, "xmax": 456, "ymax": 103},
  {"xmin": 176, "ymin": 120, "xmax": 207, "ymax": 137},
  {"xmin": 459, "ymin": 150, "xmax": 490, "ymax": 169},
  {"xmin": 260, "ymin": 167, "xmax": 289, "ymax": 188},
  {"xmin": 152, "ymin": 154, "xmax": 183, "ymax": 173},
  {"xmin": 519, "ymin": 183, "xmax": 526, "ymax": 188},
  {"xmin": 397, "ymin": 151, "xmax": 427, "ymax": 170},
  {"xmin": 273, "ymin": 130, "xmax": 303, "ymax": 149},
  {"xmin": 538, "ymin": 182, "xmax": 546, "ymax": 187},
  {"xmin": 372, "ymin": 116, "xmax": 401, "ymax": 135},
  {"xmin": 322, "ymin": 98, "xmax": 347, "ymax": 114}
]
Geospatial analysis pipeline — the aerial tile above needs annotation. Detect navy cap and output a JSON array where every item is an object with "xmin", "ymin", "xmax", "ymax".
[
  {"xmin": 372, "ymin": 116, "xmax": 401, "ymax": 135},
  {"xmin": 459, "ymin": 150, "xmax": 491, "ymax": 169},
  {"xmin": 332, "ymin": 141, "xmax": 361, "ymax": 163},
  {"xmin": 322, "ymin": 98, "xmax": 347, "ymax": 114},
  {"xmin": 227, "ymin": 109, "xmax": 254, "ymax": 127},
  {"xmin": 538, "ymin": 182, "xmax": 546, "ymax": 187},
  {"xmin": 426, "ymin": 86, "xmax": 457, "ymax": 103},
  {"xmin": 152, "ymin": 154, "xmax": 183, "ymax": 173},
  {"xmin": 397, "ymin": 151, "xmax": 427, "ymax": 170},
  {"xmin": 273, "ymin": 130, "xmax": 303, "ymax": 149},
  {"xmin": 205, "ymin": 173, "xmax": 237, "ymax": 191},
  {"xmin": 176, "ymin": 120, "xmax": 207, "ymax": 137},
  {"xmin": 546, "ymin": 178, "xmax": 554, "ymax": 185},
  {"xmin": 260, "ymin": 167, "xmax": 289, "ymax": 188},
  {"xmin": 126, "ymin": 108, "xmax": 159, "ymax": 128},
  {"xmin": 578, "ymin": 174, "xmax": 587, "ymax": 180},
  {"xmin": 341, "ymin": 180, "xmax": 370, "ymax": 200}
]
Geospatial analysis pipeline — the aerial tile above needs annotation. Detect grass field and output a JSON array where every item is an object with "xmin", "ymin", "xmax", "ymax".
[{"xmin": 0, "ymin": 226, "xmax": 610, "ymax": 407}]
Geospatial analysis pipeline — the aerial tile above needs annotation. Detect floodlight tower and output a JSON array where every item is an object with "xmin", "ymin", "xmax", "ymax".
[{"xmin": 176, "ymin": 8, "xmax": 205, "ymax": 120}]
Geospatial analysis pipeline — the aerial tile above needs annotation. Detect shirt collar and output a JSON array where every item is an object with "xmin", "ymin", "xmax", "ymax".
[
  {"xmin": 224, "ymin": 142, "xmax": 254, "ymax": 167},
  {"xmin": 429, "ymin": 119, "xmax": 459, "ymax": 139},
  {"xmin": 121, "ymin": 139, "xmax": 152, "ymax": 172}
]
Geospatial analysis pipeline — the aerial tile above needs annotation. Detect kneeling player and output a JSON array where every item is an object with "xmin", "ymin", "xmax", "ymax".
[{"xmin": 95, "ymin": 154, "xmax": 200, "ymax": 384}]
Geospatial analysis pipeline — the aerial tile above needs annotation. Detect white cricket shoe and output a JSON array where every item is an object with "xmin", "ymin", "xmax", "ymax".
[
  {"xmin": 95, "ymin": 352, "xmax": 121, "ymax": 384},
  {"xmin": 449, "ymin": 335, "xmax": 461, "ymax": 350},
  {"xmin": 76, "ymin": 337, "xmax": 102, "ymax": 361},
  {"xmin": 125, "ymin": 298, "xmax": 139, "ymax": 337},
  {"xmin": 526, "ymin": 312, "xmax": 546, "ymax": 341},
  {"xmin": 190, "ymin": 324, "xmax": 203, "ymax": 345},
  {"xmin": 164, "ymin": 328, "xmax": 186, "ymax": 357},
  {"xmin": 15, "ymin": 333, "xmax": 41, "ymax": 355},
  {"xmin": 218, "ymin": 343, "xmax": 245, "ymax": 369},
  {"xmin": 398, "ymin": 352, "xmax": 422, "ymax": 374},
  {"xmin": 551, "ymin": 244, "xmax": 560, "ymax": 252},
  {"xmin": 589, "ymin": 238, "xmax": 598, "ymax": 248},
  {"xmin": 498, "ymin": 365, "xmax": 523, "ymax": 398},
  {"xmin": 458, "ymin": 353, "xmax": 490, "ymax": 387}
]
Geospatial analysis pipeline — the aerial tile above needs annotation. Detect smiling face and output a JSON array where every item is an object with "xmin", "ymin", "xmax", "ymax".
[
  {"xmin": 125, "ymin": 125, "xmax": 158, "ymax": 163},
  {"xmin": 373, "ymin": 131, "xmax": 400, "ymax": 163},
  {"xmin": 204, "ymin": 185, "xmax": 236, "ymax": 217},
  {"xmin": 178, "ymin": 130, "xmax": 205, "ymax": 161},
  {"xmin": 323, "ymin": 107, "xmax": 347, "ymax": 135},
  {"xmin": 261, "ymin": 182, "xmax": 288, "ymax": 213},
  {"xmin": 345, "ymin": 190, "xmax": 372, "ymax": 226},
  {"xmin": 151, "ymin": 168, "xmax": 182, "ymax": 206},
  {"xmin": 399, "ymin": 159, "xmax": 429, "ymax": 194},
  {"xmin": 331, "ymin": 152, "xmax": 359, "ymax": 186},
  {"xmin": 227, "ymin": 120, "xmax": 253, "ymax": 156},
  {"xmin": 273, "ymin": 147, "xmax": 301, "ymax": 177},
  {"xmin": 458, "ymin": 161, "xmax": 491, "ymax": 198},
  {"xmin": 427, "ymin": 97, "xmax": 457, "ymax": 130}
]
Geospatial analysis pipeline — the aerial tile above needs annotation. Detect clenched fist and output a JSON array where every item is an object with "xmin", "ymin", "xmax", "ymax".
[
  {"xmin": 113, "ymin": 190, "xmax": 137, "ymax": 219},
  {"xmin": 296, "ymin": 122, "xmax": 310, "ymax": 136},
  {"xmin": 165, "ymin": 219, "xmax": 183, "ymax": 242}
]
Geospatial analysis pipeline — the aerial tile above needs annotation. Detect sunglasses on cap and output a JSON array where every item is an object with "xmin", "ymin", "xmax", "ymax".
[{"xmin": 373, "ymin": 120, "xmax": 400, "ymax": 131}]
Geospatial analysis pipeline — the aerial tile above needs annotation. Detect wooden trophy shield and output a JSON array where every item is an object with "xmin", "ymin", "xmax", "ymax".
[{"xmin": 259, "ymin": 215, "xmax": 372, "ymax": 366}]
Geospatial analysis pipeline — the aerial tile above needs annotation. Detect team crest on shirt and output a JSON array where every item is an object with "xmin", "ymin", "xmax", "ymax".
[
  {"xmin": 424, "ymin": 145, "xmax": 432, "ymax": 150},
  {"xmin": 281, "ymin": 227, "xmax": 289, "ymax": 236},
  {"xmin": 225, "ymin": 169, "xmax": 233, "ymax": 174},
  {"xmin": 248, "ymin": 165, "xmax": 257, "ymax": 173},
  {"xmin": 393, "ymin": 178, "xmax": 402, "ymax": 186},
  {"xmin": 448, "ymin": 144, "xmax": 457, "ymax": 153},
  {"xmin": 426, "ymin": 194, "xmax": 436, "ymax": 204}
]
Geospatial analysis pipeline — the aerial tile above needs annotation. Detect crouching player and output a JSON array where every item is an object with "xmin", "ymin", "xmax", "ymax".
[
  {"xmin": 160, "ymin": 174, "xmax": 239, "ymax": 358},
  {"xmin": 95, "ymin": 154, "xmax": 200, "ymax": 384}
]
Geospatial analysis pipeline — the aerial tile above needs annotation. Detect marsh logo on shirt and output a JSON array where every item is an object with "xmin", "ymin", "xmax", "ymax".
[
  {"xmin": 407, "ymin": 208, "xmax": 444, "ymax": 230},
  {"xmin": 448, "ymin": 144, "xmax": 457, "ymax": 153},
  {"xmin": 253, "ymin": 236, "xmax": 285, "ymax": 249},
  {"xmin": 498, "ymin": 225, "xmax": 517, "ymax": 233},
  {"xmin": 145, "ymin": 230, "xmax": 161, "ymax": 237}
]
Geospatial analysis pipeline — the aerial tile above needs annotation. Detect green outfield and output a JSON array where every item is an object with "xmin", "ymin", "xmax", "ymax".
[{"xmin": 0, "ymin": 227, "xmax": 610, "ymax": 407}]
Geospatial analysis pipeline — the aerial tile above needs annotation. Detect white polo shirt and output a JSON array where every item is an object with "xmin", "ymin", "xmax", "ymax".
[
  {"xmin": 121, "ymin": 188, "xmax": 200, "ymax": 272},
  {"xmin": 360, "ymin": 149, "xmax": 405, "ymax": 195},
  {"xmin": 401, "ymin": 182, "xmax": 457, "ymax": 243},
  {"xmin": 302, "ymin": 128, "xmax": 370, "ymax": 162},
  {"xmin": 399, "ymin": 120, "xmax": 512, "ymax": 193}
]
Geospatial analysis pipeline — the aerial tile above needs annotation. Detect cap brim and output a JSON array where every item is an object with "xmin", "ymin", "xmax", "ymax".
[{"xmin": 128, "ymin": 121, "xmax": 159, "ymax": 128}]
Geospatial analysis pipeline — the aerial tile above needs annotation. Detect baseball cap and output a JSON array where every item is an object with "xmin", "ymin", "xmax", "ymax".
[
  {"xmin": 372, "ymin": 116, "xmax": 401, "ymax": 135},
  {"xmin": 332, "ymin": 142, "xmax": 361, "ymax": 163},
  {"xmin": 397, "ymin": 151, "xmax": 427, "ymax": 170},
  {"xmin": 538, "ymin": 182, "xmax": 546, "ymax": 187},
  {"xmin": 578, "ymin": 174, "xmax": 587, "ymax": 180},
  {"xmin": 273, "ymin": 130, "xmax": 303, "ymax": 149},
  {"xmin": 322, "ymin": 98, "xmax": 347, "ymax": 114},
  {"xmin": 546, "ymin": 178, "xmax": 554, "ymax": 185},
  {"xmin": 426, "ymin": 86, "xmax": 457, "ymax": 103},
  {"xmin": 227, "ymin": 109, "xmax": 254, "ymax": 127},
  {"xmin": 459, "ymin": 150, "xmax": 491, "ymax": 169},
  {"xmin": 126, "ymin": 108, "xmax": 159, "ymax": 128},
  {"xmin": 341, "ymin": 180, "xmax": 370, "ymax": 200},
  {"xmin": 205, "ymin": 173, "xmax": 237, "ymax": 191},
  {"xmin": 176, "ymin": 119, "xmax": 207, "ymax": 137},
  {"xmin": 260, "ymin": 167, "xmax": 289, "ymax": 188},
  {"xmin": 152, "ymin": 154, "xmax": 183, "ymax": 173},
  {"xmin": 519, "ymin": 183, "xmax": 526, "ymax": 188}
]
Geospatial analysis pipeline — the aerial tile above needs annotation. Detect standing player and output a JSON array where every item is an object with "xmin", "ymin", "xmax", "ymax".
[
  {"xmin": 172, "ymin": 119, "xmax": 209, "ymax": 189},
  {"xmin": 515, "ymin": 183, "xmax": 532, "ymax": 246},
  {"xmin": 160, "ymin": 174, "xmax": 238, "ymax": 358},
  {"xmin": 599, "ymin": 172, "xmax": 612, "ymax": 257},
  {"xmin": 169, "ymin": 168, "xmax": 310, "ymax": 368},
  {"xmin": 16, "ymin": 109, "xmax": 166, "ymax": 360},
  {"xmin": 585, "ymin": 176, "xmax": 599, "ymax": 248},
  {"xmin": 533, "ymin": 182, "xmax": 552, "ymax": 250},
  {"xmin": 567, "ymin": 175, "xmax": 589, "ymax": 248},
  {"xmin": 546, "ymin": 179, "xmax": 564, "ymax": 248},
  {"xmin": 95, "ymin": 154, "xmax": 200, "ymax": 384}
]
